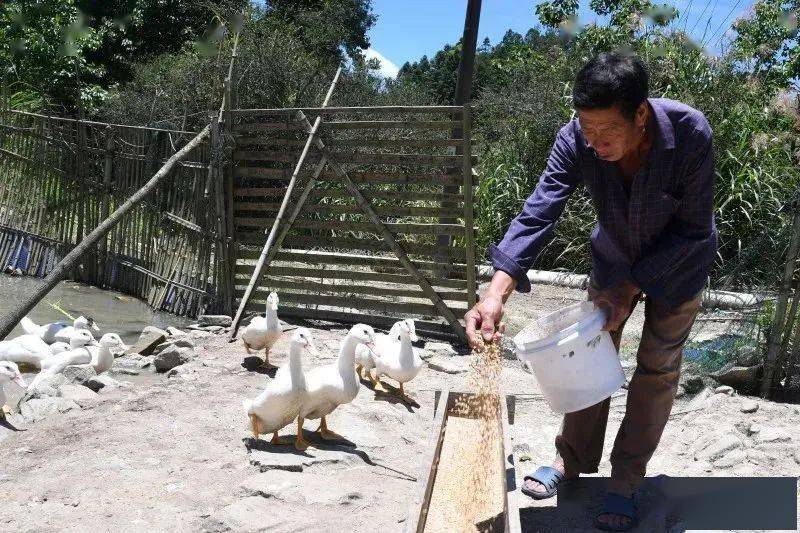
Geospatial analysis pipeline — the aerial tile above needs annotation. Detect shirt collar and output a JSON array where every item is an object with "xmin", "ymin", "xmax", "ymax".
[{"xmin": 649, "ymin": 98, "xmax": 675, "ymax": 150}]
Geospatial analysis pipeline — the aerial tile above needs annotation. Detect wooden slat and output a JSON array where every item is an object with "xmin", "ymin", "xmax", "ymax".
[
  {"xmin": 233, "ymin": 169, "xmax": 469, "ymax": 186},
  {"xmin": 235, "ymin": 218, "xmax": 467, "ymax": 236},
  {"xmin": 247, "ymin": 279, "xmax": 468, "ymax": 302},
  {"xmin": 237, "ymin": 290, "xmax": 460, "ymax": 316},
  {"xmin": 322, "ymin": 121, "xmax": 458, "ymax": 131},
  {"xmin": 233, "ymin": 167, "xmax": 292, "ymax": 178},
  {"xmin": 234, "ymin": 202, "xmax": 463, "ymax": 218},
  {"xmin": 237, "ymin": 137, "xmax": 465, "ymax": 149},
  {"xmin": 233, "ymin": 105, "xmax": 463, "ymax": 115},
  {"xmin": 239, "ymin": 248, "xmax": 469, "ymax": 270},
  {"xmin": 234, "ymin": 150, "xmax": 312, "ymax": 163},
  {"xmin": 276, "ymin": 236, "xmax": 467, "ymax": 260},
  {"xmin": 234, "ymin": 265, "xmax": 469, "ymax": 289},
  {"xmin": 233, "ymin": 187, "xmax": 465, "ymax": 203},
  {"xmin": 324, "ymin": 152, "xmax": 467, "ymax": 166}
]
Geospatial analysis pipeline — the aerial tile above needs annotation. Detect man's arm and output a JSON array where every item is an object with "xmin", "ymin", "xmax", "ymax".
[
  {"xmin": 488, "ymin": 126, "xmax": 582, "ymax": 292},
  {"xmin": 630, "ymin": 123, "xmax": 717, "ymax": 299}
]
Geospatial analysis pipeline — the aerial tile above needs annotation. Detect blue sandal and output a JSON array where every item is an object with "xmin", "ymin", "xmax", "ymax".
[
  {"xmin": 595, "ymin": 492, "xmax": 637, "ymax": 531},
  {"xmin": 521, "ymin": 466, "xmax": 564, "ymax": 500}
]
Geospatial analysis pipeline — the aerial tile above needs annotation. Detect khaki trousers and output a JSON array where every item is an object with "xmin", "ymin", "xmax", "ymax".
[{"xmin": 554, "ymin": 287, "xmax": 702, "ymax": 491}]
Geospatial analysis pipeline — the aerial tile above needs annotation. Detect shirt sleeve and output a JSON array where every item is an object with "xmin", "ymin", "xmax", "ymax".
[
  {"xmin": 489, "ymin": 126, "xmax": 581, "ymax": 293},
  {"xmin": 630, "ymin": 122, "xmax": 718, "ymax": 299}
]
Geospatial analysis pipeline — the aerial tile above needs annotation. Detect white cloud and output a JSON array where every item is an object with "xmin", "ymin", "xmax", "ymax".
[{"xmin": 363, "ymin": 47, "xmax": 400, "ymax": 79}]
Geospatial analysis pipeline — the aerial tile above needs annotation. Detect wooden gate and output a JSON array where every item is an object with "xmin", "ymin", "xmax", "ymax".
[{"xmin": 230, "ymin": 105, "xmax": 477, "ymax": 340}]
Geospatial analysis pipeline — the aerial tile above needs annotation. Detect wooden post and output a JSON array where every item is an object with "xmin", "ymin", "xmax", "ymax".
[
  {"xmin": 761, "ymin": 200, "xmax": 800, "ymax": 397},
  {"xmin": 463, "ymin": 106, "xmax": 476, "ymax": 308},
  {"xmin": 97, "ymin": 126, "xmax": 115, "ymax": 286},
  {"xmin": 0, "ymin": 124, "xmax": 211, "ymax": 340}
]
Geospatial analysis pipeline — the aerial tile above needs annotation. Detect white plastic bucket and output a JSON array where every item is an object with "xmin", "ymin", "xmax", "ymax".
[{"xmin": 512, "ymin": 301, "xmax": 625, "ymax": 414}]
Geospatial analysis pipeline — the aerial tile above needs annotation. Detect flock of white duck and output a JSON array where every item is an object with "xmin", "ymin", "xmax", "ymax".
[
  {"xmin": 243, "ymin": 292, "xmax": 425, "ymax": 450},
  {"xmin": 0, "ymin": 315, "xmax": 129, "ymax": 418}
]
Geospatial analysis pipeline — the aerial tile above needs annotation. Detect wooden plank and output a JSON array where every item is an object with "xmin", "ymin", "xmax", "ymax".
[
  {"xmin": 234, "ymin": 150, "xmax": 314, "ymax": 163},
  {"xmin": 234, "ymin": 169, "xmax": 469, "ymax": 186},
  {"xmin": 322, "ymin": 121, "xmax": 458, "ymax": 131},
  {"xmin": 234, "ymin": 265, "xmax": 469, "ymax": 289},
  {"xmin": 237, "ymin": 137, "xmax": 465, "ymax": 149},
  {"xmin": 324, "ymin": 152, "xmax": 468, "ymax": 167},
  {"xmin": 275, "ymin": 236, "xmax": 467, "ymax": 260},
  {"xmin": 235, "ymin": 289, "xmax": 467, "ymax": 316},
  {"xmin": 235, "ymin": 217, "xmax": 467, "ymax": 236},
  {"xmin": 246, "ymin": 279, "xmax": 468, "ymax": 302},
  {"xmin": 233, "ymin": 105, "xmax": 463, "ymax": 115},
  {"xmin": 234, "ymin": 202, "xmax": 463, "ymax": 219},
  {"xmin": 234, "ymin": 187, "xmax": 465, "ymax": 203},
  {"xmin": 239, "ymin": 249, "xmax": 470, "ymax": 271},
  {"xmin": 463, "ymin": 106, "xmax": 477, "ymax": 309},
  {"xmin": 234, "ymin": 167, "xmax": 292, "ymax": 179}
]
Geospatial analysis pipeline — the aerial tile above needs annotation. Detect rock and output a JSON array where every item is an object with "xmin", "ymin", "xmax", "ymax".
[
  {"xmin": 86, "ymin": 374, "xmax": 124, "ymax": 393},
  {"xmin": 58, "ymin": 384, "xmax": 100, "ymax": 407},
  {"xmin": 714, "ymin": 385, "xmax": 734, "ymax": 395},
  {"xmin": 20, "ymin": 397, "xmax": 80, "ymax": 423},
  {"xmin": 166, "ymin": 326, "xmax": 186, "ymax": 337},
  {"xmin": 681, "ymin": 375, "xmax": 706, "ymax": 395},
  {"xmin": 686, "ymin": 387, "xmax": 713, "ymax": 411},
  {"xmin": 740, "ymin": 400, "xmax": 759, "ymax": 413},
  {"xmin": 713, "ymin": 448, "xmax": 747, "ymax": 468},
  {"xmin": 238, "ymin": 471, "xmax": 299, "ymax": 499},
  {"xmin": 747, "ymin": 423, "xmax": 761, "ymax": 436},
  {"xmin": 125, "ymin": 328, "xmax": 166, "ymax": 356},
  {"xmin": 111, "ymin": 368, "xmax": 140, "ymax": 376},
  {"xmin": 426, "ymin": 356, "xmax": 468, "ymax": 374},
  {"xmin": 794, "ymin": 447, "xmax": 800, "ymax": 465},
  {"xmin": 424, "ymin": 342, "xmax": 458, "ymax": 357},
  {"xmin": 172, "ymin": 338, "xmax": 195, "ymax": 349},
  {"xmin": 755, "ymin": 428, "xmax": 791, "ymax": 443},
  {"xmin": 207, "ymin": 496, "xmax": 315, "ymax": 532},
  {"xmin": 188, "ymin": 330, "xmax": 215, "ymax": 339},
  {"xmin": 694, "ymin": 434, "xmax": 742, "ymax": 461},
  {"xmin": 200, "ymin": 325, "xmax": 225, "ymax": 333},
  {"xmin": 62, "ymin": 365, "xmax": 97, "ymax": 386},
  {"xmin": 24, "ymin": 374, "xmax": 67, "ymax": 400},
  {"xmin": 154, "ymin": 344, "xmax": 195, "ymax": 372},
  {"xmin": 247, "ymin": 445, "xmax": 358, "ymax": 473},
  {"xmin": 198, "ymin": 315, "xmax": 232, "ymax": 327},
  {"xmin": 710, "ymin": 364, "xmax": 762, "ymax": 393}
]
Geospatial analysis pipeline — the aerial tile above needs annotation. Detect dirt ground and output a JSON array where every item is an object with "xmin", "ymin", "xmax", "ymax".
[{"xmin": 1, "ymin": 284, "xmax": 799, "ymax": 532}]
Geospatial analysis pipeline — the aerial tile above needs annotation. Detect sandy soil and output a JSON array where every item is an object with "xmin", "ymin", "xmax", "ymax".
[{"xmin": 0, "ymin": 284, "xmax": 798, "ymax": 532}]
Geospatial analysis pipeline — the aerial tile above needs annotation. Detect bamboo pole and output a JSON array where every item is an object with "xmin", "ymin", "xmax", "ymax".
[
  {"xmin": 761, "ymin": 201, "xmax": 800, "ymax": 397},
  {"xmin": 0, "ymin": 124, "xmax": 210, "ymax": 340},
  {"xmin": 229, "ymin": 66, "xmax": 342, "ymax": 338}
]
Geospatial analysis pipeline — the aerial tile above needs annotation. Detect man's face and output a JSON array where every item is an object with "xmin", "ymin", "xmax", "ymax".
[{"xmin": 577, "ymin": 103, "xmax": 647, "ymax": 161}]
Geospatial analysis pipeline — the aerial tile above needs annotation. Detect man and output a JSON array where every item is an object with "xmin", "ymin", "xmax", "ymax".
[{"xmin": 464, "ymin": 52, "xmax": 717, "ymax": 531}]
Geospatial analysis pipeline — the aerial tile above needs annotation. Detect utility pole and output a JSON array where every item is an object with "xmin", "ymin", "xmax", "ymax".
[{"xmin": 436, "ymin": 0, "xmax": 482, "ymax": 273}]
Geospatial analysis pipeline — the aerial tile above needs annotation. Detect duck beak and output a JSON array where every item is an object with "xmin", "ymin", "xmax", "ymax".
[{"xmin": 13, "ymin": 375, "xmax": 27, "ymax": 388}]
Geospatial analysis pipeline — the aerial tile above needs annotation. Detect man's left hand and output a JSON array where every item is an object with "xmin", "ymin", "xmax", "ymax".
[{"xmin": 590, "ymin": 280, "xmax": 641, "ymax": 332}]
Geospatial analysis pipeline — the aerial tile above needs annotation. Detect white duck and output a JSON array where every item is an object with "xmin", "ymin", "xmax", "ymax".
[
  {"xmin": 243, "ymin": 328, "xmax": 313, "ymax": 450},
  {"xmin": 299, "ymin": 324, "xmax": 375, "ymax": 446},
  {"xmin": 372, "ymin": 320, "xmax": 424, "ymax": 400},
  {"xmin": 20, "ymin": 315, "xmax": 99, "ymax": 344},
  {"xmin": 49, "ymin": 342, "xmax": 71, "ymax": 355},
  {"xmin": 0, "ymin": 361, "xmax": 26, "ymax": 417},
  {"xmin": 0, "ymin": 334, "xmax": 52, "ymax": 368},
  {"xmin": 87, "ymin": 333, "xmax": 129, "ymax": 374},
  {"xmin": 354, "ymin": 319, "xmax": 418, "ymax": 383},
  {"xmin": 35, "ymin": 330, "xmax": 98, "ymax": 388},
  {"xmin": 242, "ymin": 292, "xmax": 282, "ymax": 367}
]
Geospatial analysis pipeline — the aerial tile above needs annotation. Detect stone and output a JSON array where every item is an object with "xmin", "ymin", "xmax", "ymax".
[
  {"xmin": 740, "ymin": 400, "xmax": 759, "ymax": 413},
  {"xmin": 124, "ymin": 328, "xmax": 166, "ymax": 356},
  {"xmin": 694, "ymin": 434, "xmax": 742, "ymax": 461},
  {"xmin": 238, "ymin": 471, "xmax": 299, "ymax": 499},
  {"xmin": 207, "ymin": 497, "xmax": 316, "ymax": 532},
  {"xmin": 62, "ymin": 365, "xmax": 97, "ymax": 386},
  {"xmin": 755, "ymin": 428, "xmax": 791, "ymax": 443},
  {"xmin": 200, "ymin": 325, "xmax": 225, "ymax": 333},
  {"xmin": 166, "ymin": 326, "xmax": 186, "ymax": 337},
  {"xmin": 747, "ymin": 423, "xmax": 761, "ymax": 436},
  {"xmin": 713, "ymin": 448, "xmax": 747, "ymax": 468},
  {"xmin": 794, "ymin": 447, "xmax": 800, "ymax": 465},
  {"xmin": 426, "ymin": 356, "xmax": 468, "ymax": 374},
  {"xmin": 188, "ymin": 330, "xmax": 215, "ymax": 340},
  {"xmin": 681, "ymin": 375, "xmax": 706, "ymax": 395},
  {"xmin": 711, "ymin": 364, "xmax": 762, "ymax": 393},
  {"xmin": 198, "ymin": 315, "xmax": 232, "ymax": 327},
  {"xmin": 686, "ymin": 388, "xmax": 713, "ymax": 411},
  {"xmin": 714, "ymin": 385, "xmax": 734, "ymax": 395},
  {"xmin": 86, "ymin": 374, "xmax": 124, "ymax": 393},
  {"xmin": 154, "ymin": 344, "xmax": 195, "ymax": 372},
  {"xmin": 111, "ymin": 368, "xmax": 140, "ymax": 376},
  {"xmin": 24, "ymin": 374, "xmax": 67, "ymax": 400},
  {"xmin": 58, "ymin": 384, "xmax": 100, "ymax": 407},
  {"xmin": 247, "ymin": 445, "xmax": 358, "ymax": 473},
  {"xmin": 424, "ymin": 342, "xmax": 458, "ymax": 357},
  {"xmin": 172, "ymin": 338, "xmax": 195, "ymax": 349},
  {"xmin": 20, "ymin": 397, "xmax": 80, "ymax": 423}
]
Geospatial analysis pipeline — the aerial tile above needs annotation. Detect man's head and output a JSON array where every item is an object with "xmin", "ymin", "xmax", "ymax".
[{"xmin": 573, "ymin": 52, "xmax": 650, "ymax": 161}]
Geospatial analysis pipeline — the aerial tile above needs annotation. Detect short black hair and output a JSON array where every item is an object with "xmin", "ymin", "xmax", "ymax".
[{"xmin": 573, "ymin": 52, "xmax": 649, "ymax": 120}]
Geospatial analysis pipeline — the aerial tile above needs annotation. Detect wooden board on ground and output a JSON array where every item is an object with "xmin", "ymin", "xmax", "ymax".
[{"xmin": 405, "ymin": 390, "xmax": 521, "ymax": 533}]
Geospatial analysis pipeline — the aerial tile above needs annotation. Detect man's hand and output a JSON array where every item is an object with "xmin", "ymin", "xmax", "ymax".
[
  {"xmin": 465, "ymin": 271, "xmax": 516, "ymax": 349},
  {"xmin": 590, "ymin": 280, "xmax": 641, "ymax": 332}
]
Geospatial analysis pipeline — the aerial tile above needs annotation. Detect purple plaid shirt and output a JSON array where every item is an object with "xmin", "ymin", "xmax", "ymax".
[{"xmin": 489, "ymin": 98, "xmax": 718, "ymax": 307}]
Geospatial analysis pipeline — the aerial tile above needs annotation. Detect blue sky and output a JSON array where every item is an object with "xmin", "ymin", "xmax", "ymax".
[{"xmin": 366, "ymin": 0, "xmax": 752, "ymax": 77}]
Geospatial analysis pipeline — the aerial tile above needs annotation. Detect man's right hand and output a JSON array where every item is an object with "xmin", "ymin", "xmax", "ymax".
[{"xmin": 465, "ymin": 270, "xmax": 516, "ymax": 349}]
